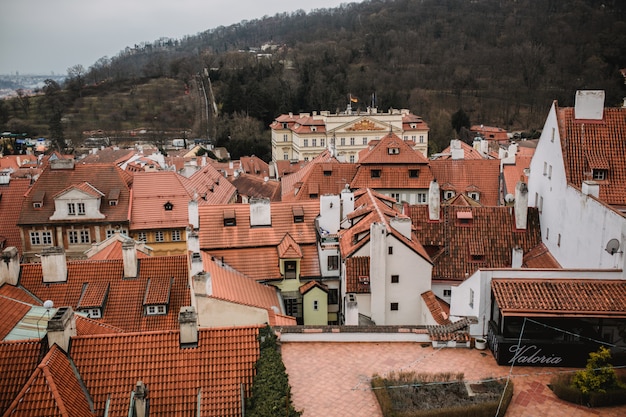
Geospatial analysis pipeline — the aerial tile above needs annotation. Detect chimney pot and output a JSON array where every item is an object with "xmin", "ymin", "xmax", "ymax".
[
  {"xmin": 46, "ymin": 307, "xmax": 76, "ymax": 352},
  {"xmin": 122, "ymin": 239, "xmax": 138, "ymax": 278},
  {"xmin": 179, "ymin": 306, "xmax": 198, "ymax": 347},
  {"xmin": 1, "ymin": 247, "xmax": 20, "ymax": 285},
  {"xmin": 41, "ymin": 246, "xmax": 68, "ymax": 283}
]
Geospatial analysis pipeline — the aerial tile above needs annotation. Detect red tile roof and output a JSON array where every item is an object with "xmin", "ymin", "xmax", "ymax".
[
  {"xmin": 339, "ymin": 189, "xmax": 431, "ymax": 262},
  {"xmin": 239, "ymin": 156, "xmax": 270, "ymax": 177},
  {"xmin": 79, "ymin": 147, "xmax": 135, "ymax": 165},
  {"xmin": 557, "ymin": 106, "xmax": 626, "ymax": 206},
  {"xmin": 4, "ymin": 344, "xmax": 94, "ymax": 417},
  {"xmin": 86, "ymin": 239, "xmax": 151, "ymax": 260},
  {"xmin": 18, "ymin": 163, "xmax": 132, "ymax": 226},
  {"xmin": 0, "ymin": 178, "xmax": 31, "ymax": 252},
  {"xmin": 409, "ymin": 205, "xmax": 543, "ymax": 282},
  {"xmin": 229, "ymin": 173, "xmax": 281, "ymax": 201},
  {"xmin": 357, "ymin": 132, "xmax": 430, "ymax": 165},
  {"xmin": 19, "ymin": 256, "xmax": 190, "ymax": 332},
  {"xmin": 492, "ymin": 279, "xmax": 626, "ymax": 317},
  {"xmin": 521, "ymin": 243, "xmax": 562, "ymax": 268},
  {"xmin": 186, "ymin": 163, "xmax": 236, "ymax": 205},
  {"xmin": 75, "ymin": 315, "xmax": 124, "ymax": 336},
  {"xmin": 70, "ymin": 326, "xmax": 261, "ymax": 416},
  {"xmin": 429, "ymin": 159, "xmax": 501, "ymax": 206},
  {"xmin": 503, "ymin": 155, "xmax": 532, "ymax": 197},
  {"xmin": 438, "ymin": 140, "xmax": 486, "ymax": 160},
  {"xmin": 282, "ymin": 161, "xmax": 358, "ymax": 202},
  {"xmin": 421, "ymin": 291, "xmax": 451, "ymax": 325},
  {"xmin": 0, "ymin": 294, "xmax": 32, "ymax": 340},
  {"xmin": 345, "ymin": 256, "xmax": 370, "ymax": 293},
  {"xmin": 0, "ymin": 339, "xmax": 46, "ymax": 414}
]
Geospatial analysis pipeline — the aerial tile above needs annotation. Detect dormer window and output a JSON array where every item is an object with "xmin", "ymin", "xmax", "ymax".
[
  {"xmin": 293, "ymin": 206, "xmax": 304, "ymax": 223},
  {"xmin": 223, "ymin": 209, "xmax": 236, "ymax": 226},
  {"xmin": 371, "ymin": 169, "xmax": 381, "ymax": 178},
  {"xmin": 108, "ymin": 188, "xmax": 120, "ymax": 206},
  {"xmin": 444, "ymin": 190, "xmax": 455, "ymax": 200},
  {"xmin": 311, "ymin": 126, "xmax": 317, "ymax": 132},
  {"xmin": 388, "ymin": 147, "xmax": 400, "ymax": 155},
  {"xmin": 146, "ymin": 305, "xmax": 167, "ymax": 315},
  {"xmin": 32, "ymin": 190, "xmax": 45, "ymax": 208},
  {"xmin": 592, "ymin": 169, "xmax": 607, "ymax": 181},
  {"xmin": 85, "ymin": 308, "xmax": 101, "ymax": 318},
  {"xmin": 164, "ymin": 201, "xmax": 173, "ymax": 211},
  {"xmin": 468, "ymin": 192, "xmax": 480, "ymax": 201},
  {"xmin": 409, "ymin": 169, "xmax": 419, "ymax": 178},
  {"xmin": 456, "ymin": 211, "xmax": 473, "ymax": 226}
]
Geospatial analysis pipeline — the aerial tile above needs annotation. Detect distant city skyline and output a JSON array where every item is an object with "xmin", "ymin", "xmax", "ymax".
[{"xmin": 0, "ymin": 0, "xmax": 354, "ymax": 75}]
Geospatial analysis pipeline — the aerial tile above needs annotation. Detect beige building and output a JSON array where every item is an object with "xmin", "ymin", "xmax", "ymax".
[{"xmin": 270, "ymin": 106, "xmax": 429, "ymax": 164}]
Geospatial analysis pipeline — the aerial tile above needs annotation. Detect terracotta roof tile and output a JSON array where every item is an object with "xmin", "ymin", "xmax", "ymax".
[
  {"xmin": 143, "ymin": 276, "xmax": 172, "ymax": 305},
  {"xmin": 278, "ymin": 233, "xmax": 303, "ymax": 258},
  {"xmin": 345, "ymin": 256, "xmax": 370, "ymax": 293},
  {"xmin": 429, "ymin": 159, "xmax": 501, "ymax": 206},
  {"xmin": 0, "ymin": 294, "xmax": 32, "ymax": 340},
  {"xmin": 558, "ymin": 106, "xmax": 626, "ymax": 206},
  {"xmin": 521, "ymin": 243, "xmax": 562, "ymax": 268},
  {"xmin": 358, "ymin": 132, "xmax": 430, "ymax": 165},
  {"xmin": 229, "ymin": 173, "xmax": 281, "ymax": 201},
  {"xmin": 409, "ymin": 205, "xmax": 543, "ymax": 282},
  {"xmin": 70, "ymin": 326, "xmax": 261, "ymax": 416},
  {"xmin": 0, "ymin": 283, "xmax": 41, "ymax": 305},
  {"xmin": 79, "ymin": 148, "xmax": 135, "ymax": 165},
  {"xmin": 18, "ymin": 163, "xmax": 132, "ymax": 226},
  {"xmin": 503, "ymin": 155, "xmax": 532, "ymax": 197},
  {"xmin": 19, "ymin": 256, "xmax": 190, "ymax": 332},
  {"xmin": 438, "ymin": 140, "xmax": 486, "ymax": 160},
  {"xmin": 421, "ymin": 291, "xmax": 451, "ymax": 325},
  {"xmin": 0, "ymin": 339, "xmax": 46, "ymax": 413},
  {"xmin": 77, "ymin": 282, "xmax": 110, "ymax": 309},
  {"xmin": 86, "ymin": 239, "xmax": 151, "ymax": 260},
  {"xmin": 4, "ymin": 344, "xmax": 94, "ymax": 417},
  {"xmin": 75, "ymin": 315, "xmax": 124, "ymax": 336},
  {"xmin": 186, "ymin": 163, "xmax": 236, "ymax": 205},
  {"xmin": 240, "ymin": 156, "xmax": 270, "ymax": 177},
  {"xmin": 492, "ymin": 279, "xmax": 626, "ymax": 317},
  {"xmin": 0, "ymin": 178, "xmax": 31, "ymax": 252},
  {"xmin": 299, "ymin": 280, "xmax": 327, "ymax": 295}
]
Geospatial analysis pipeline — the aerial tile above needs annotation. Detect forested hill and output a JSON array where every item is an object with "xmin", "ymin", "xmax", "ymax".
[{"xmin": 2, "ymin": 0, "xmax": 625, "ymax": 156}]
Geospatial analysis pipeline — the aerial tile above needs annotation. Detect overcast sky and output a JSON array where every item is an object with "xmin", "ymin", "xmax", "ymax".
[{"xmin": 0, "ymin": 0, "xmax": 353, "ymax": 75}]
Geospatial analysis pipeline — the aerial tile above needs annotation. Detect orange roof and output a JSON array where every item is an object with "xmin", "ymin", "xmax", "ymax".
[
  {"xmin": 75, "ymin": 315, "xmax": 124, "ymax": 336},
  {"xmin": 79, "ymin": 147, "xmax": 135, "ymax": 165},
  {"xmin": 4, "ymin": 344, "xmax": 94, "ymax": 417},
  {"xmin": 345, "ymin": 256, "xmax": 370, "ymax": 293},
  {"xmin": 409, "ymin": 205, "xmax": 543, "ymax": 282},
  {"xmin": 229, "ymin": 173, "xmax": 281, "ymax": 201},
  {"xmin": 492, "ymin": 279, "xmax": 626, "ymax": 317},
  {"xmin": 421, "ymin": 291, "xmax": 451, "ymax": 325},
  {"xmin": 0, "ymin": 294, "xmax": 32, "ymax": 340},
  {"xmin": 240, "ymin": 156, "xmax": 270, "ymax": 177},
  {"xmin": 503, "ymin": 155, "xmax": 532, "ymax": 197},
  {"xmin": 339, "ymin": 189, "xmax": 431, "ymax": 262},
  {"xmin": 438, "ymin": 140, "xmax": 486, "ymax": 160},
  {"xmin": 201, "ymin": 253, "xmax": 292, "ymax": 325},
  {"xmin": 521, "ymin": 243, "xmax": 562, "ymax": 268},
  {"xmin": 357, "ymin": 132, "xmax": 430, "ymax": 165},
  {"xmin": 18, "ymin": 163, "xmax": 132, "ymax": 226},
  {"xmin": 70, "ymin": 326, "xmax": 261, "ymax": 416},
  {"xmin": 186, "ymin": 163, "xmax": 236, "ymax": 205},
  {"xmin": 429, "ymin": 159, "xmax": 501, "ymax": 206},
  {"xmin": 557, "ymin": 105, "xmax": 626, "ymax": 206},
  {"xmin": 282, "ymin": 161, "xmax": 358, "ymax": 202},
  {"xmin": 0, "ymin": 178, "xmax": 31, "ymax": 252},
  {"xmin": 278, "ymin": 233, "xmax": 303, "ymax": 258},
  {"xmin": 19, "ymin": 256, "xmax": 190, "ymax": 332},
  {"xmin": 86, "ymin": 239, "xmax": 151, "ymax": 260},
  {"xmin": 130, "ymin": 171, "xmax": 194, "ymax": 231},
  {"xmin": 0, "ymin": 339, "xmax": 45, "ymax": 413},
  {"xmin": 299, "ymin": 280, "xmax": 327, "ymax": 295}
]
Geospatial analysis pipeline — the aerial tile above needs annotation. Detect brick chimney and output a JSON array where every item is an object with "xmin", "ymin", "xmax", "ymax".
[
  {"xmin": 46, "ymin": 307, "xmax": 76, "ymax": 352},
  {"xmin": 428, "ymin": 179, "xmax": 440, "ymax": 221},
  {"xmin": 122, "ymin": 239, "xmax": 138, "ymax": 278},
  {"xmin": 179, "ymin": 306, "xmax": 198, "ymax": 347},
  {"xmin": 133, "ymin": 381, "xmax": 148, "ymax": 417},
  {"xmin": 250, "ymin": 198, "xmax": 271, "ymax": 227},
  {"xmin": 1, "ymin": 247, "xmax": 20, "ymax": 286},
  {"xmin": 514, "ymin": 180, "xmax": 528, "ymax": 230},
  {"xmin": 41, "ymin": 246, "xmax": 67, "ymax": 283}
]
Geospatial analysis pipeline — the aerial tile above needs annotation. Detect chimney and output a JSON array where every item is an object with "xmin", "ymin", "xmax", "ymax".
[
  {"xmin": 192, "ymin": 271, "xmax": 212, "ymax": 297},
  {"xmin": 0, "ymin": 170, "xmax": 10, "ymax": 185},
  {"xmin": 582, "ymin": 180, "xmax": 600, "ymax": 198},
  {"xmin": 344, "ymin": 294, "xmax": 359, "ymax": 325},
  {"xmin": 340, "ymin": 185, "xmax": 355, "ymax": 224},
  {"xmin": 190, "ymin": 253, "xmax": 204, "ymax": 278},
  {"xmin": 514, "ymin": 180, "xmax": 528, "ymax": 230},
  {"xmin": 574, "ymin": 90, "xmax": 605, "ymax": 120},
  {"xmin": 250, "ymin": 198, "xmax": 271, "ymax": 227},
  {"xmin": 0, "ymin": 247, "xmax": 20, "ymax": 286},
  {"xmin": 428, "ymin": 179, "xmax": 440, "ymax": 221},
  {"xmin": 133, "ymin": 381, "xmax": 148, "ymax": 417},
  {"xmin": 41, "ymin": 246, "xmax": 67, "ymax": 283},
  {"xmin": 188, "ymin": 198, "xmax": 199, "ymax": 229},
  {"xmin": 511, "ymin": 247, "xmax": 523, "ymax": 268},
  {"xmin": 179, "ymin": 306, "xmax": 198, "ymax": 347},
  {"xmin": 186, "ymin": 228, "xmax": 199, "ymax": 253},
  {"xmin": 46, "ymin": 307, "xmax": 76, "ymax": 352},
  {"xmin": 450, "ymin": 139, "xmax": 464, "ymax": 160},
  {"xmin": 369, "ymin": 223, "xmax": 387, "ymax": 325},
  {"xmin": 389, "ymin": 216, "xmax": 412, "ymax": 239},
  {"xmin": 122, "ymin": 239, "xmax": 138, "ymax": 278},
  {"xmin": 319, "ymin": 194, "xmax": 341, "ymax": 234}
]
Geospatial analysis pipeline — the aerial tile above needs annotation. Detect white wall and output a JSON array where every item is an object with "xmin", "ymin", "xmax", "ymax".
[{"xmin": 528, "ymin": 102, "xmax": 626, "ymax": 275}]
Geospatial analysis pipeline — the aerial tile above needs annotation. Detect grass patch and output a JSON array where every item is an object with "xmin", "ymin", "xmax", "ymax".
[{"xmin": 372, "ymin": 371, "xmax": 513, "ymax": 417}]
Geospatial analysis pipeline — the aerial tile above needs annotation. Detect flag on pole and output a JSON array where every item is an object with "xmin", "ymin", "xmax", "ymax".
[{"xmin": 349, "ymin": 94, "xmax": 358, "ymax": 103}]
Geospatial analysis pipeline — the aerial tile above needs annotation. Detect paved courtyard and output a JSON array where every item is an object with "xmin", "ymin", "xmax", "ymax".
[{"xmin": 281, "ymin": 342, "xmax": 626, "ymax": 416}]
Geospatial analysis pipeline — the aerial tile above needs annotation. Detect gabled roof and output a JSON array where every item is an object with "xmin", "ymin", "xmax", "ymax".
[
  {"xmin": 229, "ymin": 173, "xmax": 281, "ymax": 201},
  {"xmin": 557, "ymin": 105, "xmax": 626, "ymax": 206},
  {"xmin": 437, "ymin": 140, "xmax": 486, "ymax": 160},
  {"xmin": 79, "ymin": 147, "xmax": 135, "ymax": 165},
  {"xmin": 429, "ymin": 159, "xmax": 501, "ymax": 206},
  {"xmin": 200, "ymin": 252, "xmax": 294, "ymax": 325},
  {"xmin": 0, "ymin": 178, "xmax": 31, "ymax": 252},
  {"xmin": 69, "ymin": 326, "xmax": 261, "ymax": 416},
  {"xmin": 521, "ymin": 242, "xmax": 561, "ymax": 269},
  {"xmin": 281, "ymin": 160, "xmax": 357, "ymax": 202},
  {"xmin": 19, "ymin": 256, "xmax": 190, "ymax": 332},
  {"xmin": 278, "ymin": 233, "xmax": 303, "ymax": 258},
  {"xmin": 54, "ymin": 181, "xmax": 104, "ymax": 199},
  {"xmin": 421, "ymin": 291, "xmax": 451, "ymax": 325},
  {"xmin": 339, "ymin": 189, "xmax": 431, "ymax": 262},
  {"xmin": 130, "ymin": 171, "xmax": 194, "ymax": 231},
  {"xmin": 4, "ymin": 344, "xmax": 94, "ymax": 417},
  {"xmin": 85, "ymin": 237, "xmax": 152, "ymax": 260},
  {"xmin": 239, "ymin": 156, "xmax": 270, "ymax": 177},
  {"xmin": 345, "ymin": 256, "xmax": 370, "ymax": 293},
  {"xmin": 0, "ymin": 339, "xmax": 46, "ymax": 413},
  {"xmin": 280, "ymin": 150, "xmax": 344, "ymax": 199},
  {"xmin": 186, "ymin": 163, "xmax": 236, "ymax": 205},
  {"xmin": 357, "ymin": 132, "xmax": 430, "ymax": 165},
  {"xmin": 492, "ymin": 279, "xmax": 626, "ymax": 317},
  {"xmin": 18, "ymin": 163, "xmax": 132, "ymax": 225},
  {"xmin": 409, "ymin": 205, "xmax": 543, "ymax": 282},
  {"xmin": 299, "ymin": 280, "xmax": 328, "ymax": 295}
]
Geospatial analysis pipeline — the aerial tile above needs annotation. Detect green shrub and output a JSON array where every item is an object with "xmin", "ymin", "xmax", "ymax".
[{"xmin": 572, "ymin": 347, "xmax": 621, "ymax": 394}]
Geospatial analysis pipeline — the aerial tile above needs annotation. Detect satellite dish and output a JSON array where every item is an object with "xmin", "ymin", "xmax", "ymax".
[
  {"xmin": 605, "ymin": 239, "xmax": 622, "ymax": 255},
  {"xmin": 43, "ymin": 300, "xmax": 54, "ymax": 309},
  {"xmin": 505, "ymin": 194, "xmax": 515, "ymax": 204}
]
